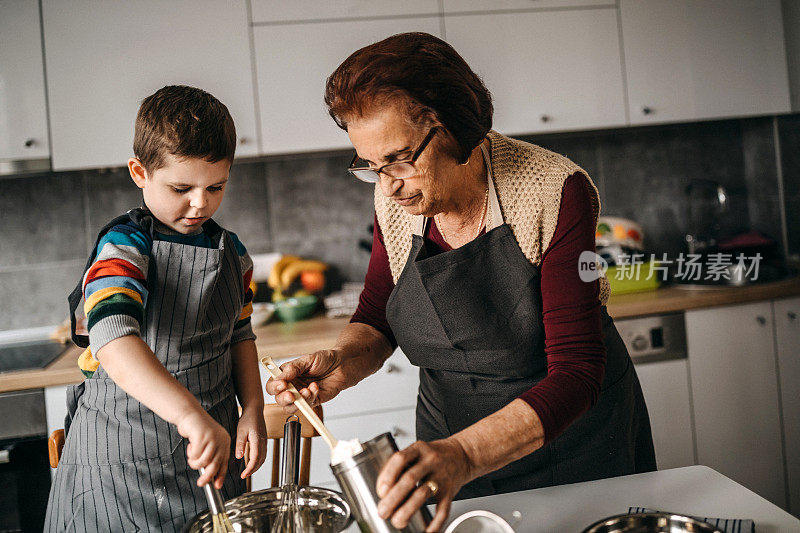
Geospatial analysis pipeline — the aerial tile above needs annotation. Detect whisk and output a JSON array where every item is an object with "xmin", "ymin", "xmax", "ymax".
[
  {"xmin": 200, "ymin": 467, "xmax": 235, "ymax": 533},
  {"xmin": 269, "ymin": 416, "xmax": 306, "ymax": 533}
]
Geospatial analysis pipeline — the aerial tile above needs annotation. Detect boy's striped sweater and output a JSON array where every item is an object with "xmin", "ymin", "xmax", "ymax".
[{"xmin": 78, "ymin": 219, "xmax": 254, "ymax": 377}]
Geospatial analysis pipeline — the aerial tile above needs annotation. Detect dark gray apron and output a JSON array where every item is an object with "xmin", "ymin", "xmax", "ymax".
[
  {"xmin": 45, "ymin": 218, "xmax": 246, "ymax": 532},
  {"xmin": 385, "ymin": 145, "xmax": 656, "ymax": 499}
]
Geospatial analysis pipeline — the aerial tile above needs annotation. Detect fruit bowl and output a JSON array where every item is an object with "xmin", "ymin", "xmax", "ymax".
[{"xmin": 274, "ymin": 295, "xmax": 319, "ymax": 323}]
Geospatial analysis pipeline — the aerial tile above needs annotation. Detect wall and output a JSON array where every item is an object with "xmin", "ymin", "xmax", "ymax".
[{"xmin": 0, "ymin": 114, "xmax": 798, "ymax": 331}]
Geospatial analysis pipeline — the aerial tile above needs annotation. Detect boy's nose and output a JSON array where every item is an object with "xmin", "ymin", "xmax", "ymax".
[{"xmin": 189, "ymin": 191, "xmax": 208, "ymax": 209}]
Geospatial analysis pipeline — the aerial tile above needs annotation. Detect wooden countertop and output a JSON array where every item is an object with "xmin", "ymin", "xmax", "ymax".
[{"xmin": 3, "ymin": 276, "xmax": 799, "ymax": 393}]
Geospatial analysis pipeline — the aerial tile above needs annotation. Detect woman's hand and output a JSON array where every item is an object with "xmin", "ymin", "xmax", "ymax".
[
  {"xmin": 264, "ymin": 350, "xmax": 349, "ymax": 412},
  {"xmin": 177, "ymin": 409, "xmax": 232, "ymax": 489},
  {"xmin": 375, "ymin": 439, "xmax": 474, "ymax": 532},
  {"xmin": 235, "ymin": 406, "xmax": 268, "ymax": 479}
]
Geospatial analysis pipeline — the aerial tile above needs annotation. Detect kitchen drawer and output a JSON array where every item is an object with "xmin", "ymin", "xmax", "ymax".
[
  {"xmin": 0, "ymin": 389, "xmax": 46, "ymax": 441},
  {"xmin": 250, "ymin": 1, "xmax": 439, "ymax": 24},
  {"xmin": 309, "ymin": 407, "xmax": 417, "ymax": 487},
  {"xmin": 325, "ymin": 349, "xmax": 419, "ymax": 419}
]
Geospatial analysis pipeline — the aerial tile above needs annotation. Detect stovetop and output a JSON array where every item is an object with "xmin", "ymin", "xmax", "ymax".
[{"xmin": 0, "ymin": 338, "xmax": 67, "ymax": 373}]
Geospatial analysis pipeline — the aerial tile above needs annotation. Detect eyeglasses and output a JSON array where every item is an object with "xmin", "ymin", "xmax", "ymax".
[{"xmin": 347, "ymin": 128, "xmax": 438, "ymax": 183}]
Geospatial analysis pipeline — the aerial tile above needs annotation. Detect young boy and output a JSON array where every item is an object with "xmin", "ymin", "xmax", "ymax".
[{"xmin": 45, "ymin": 85, "xmax": 267, "ymax": 532}]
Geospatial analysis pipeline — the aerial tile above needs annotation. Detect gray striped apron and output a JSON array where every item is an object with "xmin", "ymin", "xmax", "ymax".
[
  {"xmin": 385, "ymin": 144, "xmax": 656, "ymax": 499},
  {"xmin": 45, "ymin": 222, "xmax": 246, "ymax": 532}
]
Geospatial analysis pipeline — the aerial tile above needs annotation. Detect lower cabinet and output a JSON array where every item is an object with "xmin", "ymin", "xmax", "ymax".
[
  {"xmin": 44, "ymin": 385, "xmax": 69, "ymax": 474},
  {"xmin": 685, "ymin": 301, "xmax": 787, "ymax": 509},
  {"xmin": 774, "ymin": 296, "xmax": 800, "ymax": 517},
  {"xmin": 633, "ymin": 358, "xmax": 695, "ymax": 470}
]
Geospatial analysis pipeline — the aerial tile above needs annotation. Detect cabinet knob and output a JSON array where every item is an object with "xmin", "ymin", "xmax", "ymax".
[
  {"xmin": 391, "ymin": 426, "xmax": 404, "ymax": 438},
  {"xmin": 24, "ymin": 138, "xmax": 35, "ymax": 148},
  {"xmin": 788, "ymin": 311, "xmax": 797, "ymax": 321},
  {"xmin": 642, "ymin": 106, "xmax": 653, "ymax": 115},
  {"xmin": 238, "ymin": 137, "xmax": 248, "ymax": 145},
  {"xmin": 540, "ymin": 114, "xmax": 551, "ymax": 123},
  {"xmin": 385, "ymin": 363, "xmax": 398, "ymax": 374},
  {"xmin": 756, "ymin": 315, "xmax": 767, "ymax": 326}
]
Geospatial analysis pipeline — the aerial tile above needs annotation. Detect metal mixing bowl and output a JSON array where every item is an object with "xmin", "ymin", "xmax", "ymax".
[
  {"xmin": 582, "ymin": 512, "xmax": 723, "ymax": 533},
  {"xmin": 182, "ymin": 486, "xmax": 352, "ymax": 533}
]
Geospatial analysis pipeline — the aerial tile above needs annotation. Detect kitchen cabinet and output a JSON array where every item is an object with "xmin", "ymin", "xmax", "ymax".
[
  {"xmin": 250, "ymin": 1, "xmax": 439, "ymax": 24},
  {"xmin": 774, "ymin": 296, "xmax": 800, "ymax": 516},
  {"xmin": 686, "ymin": 301, "xmax": 787, "ymax": 509},
  {"xmin": 0, "ymin": 0, "xmax": 50, "ymax": 168},
  {"xmin": 619, "ymin": 0, "xmax": 791, "ymax": 125},
  {"xmin": 44, "ymin": 384, "xmax": 68, "ymax": 474},
  {"xmin": 443, "ymin": 7, "xmax": 626, "ymax": 136},
  {"xmin": 41, "ymin": 0, "xmax": 258, "ymax": 171},
  {"xmin": 252, "ymin": 16, "xmax": 442, "ymax": 154},
  {"xmin": 442, "ymin": 0, "xmax": 613, "ymax": 13},
  {"xmin": 633, "ymin": 359, "xmax": 696, "ymax": 470}
]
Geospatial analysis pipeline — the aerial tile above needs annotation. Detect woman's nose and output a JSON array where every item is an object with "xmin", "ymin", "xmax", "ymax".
[{"xmin": 379, "ymin": 173, "xmax": 403, "ymax": 197}]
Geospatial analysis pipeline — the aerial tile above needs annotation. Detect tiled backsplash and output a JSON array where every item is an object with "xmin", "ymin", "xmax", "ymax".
[{"xmin": 0, "ymin": 114, "xmax": 797, "ymax": 331}]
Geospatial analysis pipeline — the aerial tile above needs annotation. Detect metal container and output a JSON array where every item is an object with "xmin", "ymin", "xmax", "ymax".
[
  {"xmin": 582, "ymin": 512, "xmax": 723, "ymax": 533},
  {"xmin": 183, "ymin": 416, "xmax": 352, "ymax": 533},
  {"xmin": 331, "ymin": 432, "xmax": 433, "ymax": 533}
]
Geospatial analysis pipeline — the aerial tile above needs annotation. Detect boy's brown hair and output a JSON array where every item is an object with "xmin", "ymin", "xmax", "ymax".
[{"xmin": 133, "ymin": 85, "xmax": 236, "ymax": 174}]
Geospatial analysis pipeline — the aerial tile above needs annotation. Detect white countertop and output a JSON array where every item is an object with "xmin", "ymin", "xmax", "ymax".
[
  {"xmin": 347, "ymin": 466, "xmax": 800, "ymax": 532},
  {"xmin": 445, "ymin": 466, "xmax": 799, "ymax": 532}
]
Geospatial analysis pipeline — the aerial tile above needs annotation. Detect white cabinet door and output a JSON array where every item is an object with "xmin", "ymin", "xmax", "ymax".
[
  {"xmin": 251, "ymin": 1, "xmax": 439, "ymax": 23},
  {"xmin": 42, "ymin": 0, "xmax": 258, "ymax": 171},
  {"xmin": 620, "ymin": 0, "xmax": 791, "ymax": 125},
  {"xmin": 444, "ymin": 8, "xmax": 626, "ymax": 136},
  {"xmin": 774, "ymin": 297, "xmax": 800, "ymax": 517},
  {"xmin": 633, "ymin": 358, "xmax": 695, "ymax": 470},
  {"xmin": 253, "ymin": 17, "xmax": 442, "ymax": 154},
  {"xmin": 44, "ymin": 384, "xmax": 69, "ymax": 475},
  {"xmin": 443, "ymin": 0, "xmax": 613, "ymax": 13},
  {"xmin": 686, "ymin": 302, "xmax": 787, "ymax": 508},
  {"xmin": 0, "ymin": 0, "xmax": 50, "ymax": 162}
]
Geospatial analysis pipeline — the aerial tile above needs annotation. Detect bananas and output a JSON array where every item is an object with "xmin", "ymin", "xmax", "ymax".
[
  {"xmin": 267, "ymin": 255, "xmax": 328, "ymax": 292},
  {"xmin": 267, "ymin": 255, "xmax": 301, "ymax": 290},
  {"xmin": 279, "ymin": 259, "xmax": 328, "ymax": 289}
]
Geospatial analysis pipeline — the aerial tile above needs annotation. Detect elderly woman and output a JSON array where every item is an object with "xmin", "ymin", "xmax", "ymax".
[{"xmin": 267, "ymin": 32, "xmax": 655, "ymax": 531}]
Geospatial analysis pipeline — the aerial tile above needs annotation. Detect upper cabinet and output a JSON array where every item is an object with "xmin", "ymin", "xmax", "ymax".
[
  {"xmin": 252, "ymin": 15, "xmax": 442, "ymax": 155},
  {"xmin": 41, "ymin": 0, "xmax": 258, "ymax": 171},
  {"xmin": 250, "ymin": 1, "xmax": 439, "ymax": 23},
  {"xmin": 442, "ymin": 0, "xmax": 613, "ymax": 13},
  {"xmin": 444, "ymin": 7, "xmax": 627, "ymax": 136},
  {"xmin": 0, "ymin": 0, "xmax": 50, "ymax": 167},
  {"xmin": 620, "ymin": 0, "xmax": 791, "ymax": 125}
]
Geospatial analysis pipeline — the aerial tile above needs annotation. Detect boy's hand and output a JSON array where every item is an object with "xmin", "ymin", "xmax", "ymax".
[
  {"xmin": 177, "ymin": 409, "xmax": 231, "ymax": 489},
  {"xmin": 236, "ymin": 406, "xmax": 268, "ymax": 479}
]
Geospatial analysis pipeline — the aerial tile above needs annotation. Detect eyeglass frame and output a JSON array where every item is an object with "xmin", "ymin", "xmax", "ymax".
[{"xmin": 347, "ymin": 127, "xmax": 438, "ymax": 183}]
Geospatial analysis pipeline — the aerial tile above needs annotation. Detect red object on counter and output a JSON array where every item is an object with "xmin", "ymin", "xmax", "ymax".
[{"xmin": 352, "ymin": 174, "xmax": 605, "ymax": 443}]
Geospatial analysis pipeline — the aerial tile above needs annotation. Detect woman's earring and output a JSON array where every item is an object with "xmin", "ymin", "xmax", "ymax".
[{"xmin": 460, "ymin": 156, "xmax": 470, "ymax": 166}]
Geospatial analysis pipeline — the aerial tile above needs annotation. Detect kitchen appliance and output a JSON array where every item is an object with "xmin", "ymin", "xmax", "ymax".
[
  {"xmin": 582, "ymin": 512, "xmax": 723, "ymax": 532},
  {"xmin": 331, "ymin": 432, "xmax": 433, "ymax": 533},
  {"xmin": 614, "ymin": 313, "xmax": 686, "ymax": 365},
  {"xmin": 0, "ymin": 389, "xmax": 51, "ymax": 532},
  {"xmin": 183, "ymin": 415, "xmax": 352, "ymax": 533},
  {"xmin": 0, "ymin": 337, "xmax": 67, "ymax": 373}
]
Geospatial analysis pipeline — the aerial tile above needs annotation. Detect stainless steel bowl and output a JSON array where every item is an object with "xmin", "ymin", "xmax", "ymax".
[
  {"xmin": 182, "ymin": 486, "xmax": 352, "ymax": 533},
  {"xmin": 582, "ymin": 512, "xmax": 723, "ymax": 533}
]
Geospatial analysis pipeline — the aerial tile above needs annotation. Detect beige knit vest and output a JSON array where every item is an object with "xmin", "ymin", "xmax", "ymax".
[{"xmin": 375, "ymin": 130, "xmax": 610, "ymax": 305}]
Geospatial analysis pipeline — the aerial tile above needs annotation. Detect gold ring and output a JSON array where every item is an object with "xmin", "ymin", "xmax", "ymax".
[{"xmin": 425, "ymin": 480, "xmax": 439, "ymax": 496}]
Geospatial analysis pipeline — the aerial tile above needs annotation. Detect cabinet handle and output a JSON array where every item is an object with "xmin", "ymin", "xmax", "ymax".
[
  {"xmin": 788, "ymin": 311, "xmax": 797, "ymax": 321},
  {"xmin": 540, "ymin": 114, "xmax": 551, "ymax": 123},
  {"xmin": 385, "ymin": 363, "xmax": 399, "ymax": 374},
  {"xmin": 756, "ymin": 315, "xmax": 767, "ymax": 326},
  {"xmin": 238, "ymin": 137, "xmax": 248, "ymax": 145},
  {"xmin": 642, "ymin": 106, "xmax": 653, "ymax": 115},
  {"xmin": 391, "ymin": 426, "xmax": 404, "ymax": 438},
  {"xmin": 24, "ymin": 138, "xmax": 35, "ymax": 148}
]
